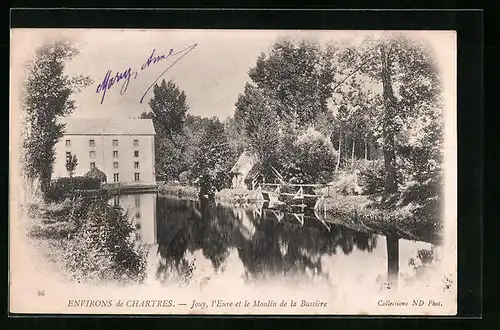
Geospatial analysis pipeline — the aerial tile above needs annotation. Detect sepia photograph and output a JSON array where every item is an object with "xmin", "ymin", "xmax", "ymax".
[{"xmin": 9, "ymin": 28, "xmax": 457, "ymax": 315}]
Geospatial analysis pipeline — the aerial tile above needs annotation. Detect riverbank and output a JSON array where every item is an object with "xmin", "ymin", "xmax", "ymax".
[
  {"xmin": 158, "ymin": 183, "xmax": 199, "ymax": 200},
  {"xmin": 22, "ymin": 196, "xmax": 149, "ymax": 284},
  {"xmin": 158, "ymin": 184, "xmax": 267, "ymax": 203},
  {"xmin": 158, "ymin": 184, "xmax": 441, "ymax": 243},
  {"xmin": 216, "ymin": 188, "xmax": 266, "ymax": 203},
  {"xmin": 315, "ymin": 195, "xmax": 442, "ymax": 243},
  {"xmin": 211, "ymin": 187, "xmax": 441, "ymax": 243}
]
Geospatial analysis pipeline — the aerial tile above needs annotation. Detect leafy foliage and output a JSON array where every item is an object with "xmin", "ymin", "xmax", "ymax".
[
  {"xmin": 234, "ymin": 83, "xmax": 281, "ymax": 163},
  {"xmin": 178, "ymin": 170, "xmax": 195, "ymax": 186},
  {"xmin": 346, "ymin": 36, "xmax": 442, "ymax": 193},
  {"xmin": 45, "ymin": 176, "xmax": 101, "ymax": 202},
  {"xmin": 148, "ymin": 35, "xmax": 444, "ymax": 226},
  {"xmin": 223, "ymin": 117, "xmax": 247, "ymax": 158},
  {"xmin": 65, "ymin": 198, "xmax": 149, "ymax": 284},
  {"xmin": 248, "ymin": 39, "xmax": 334, "ymax": 127},
  {"xmin": 148, "ymin": 79, "xmax": 189, "ymax": 143},
  {"xmin": 143, "ymin": 80, "xmax": 236, "ymax": 186},
  {"xmin": 21, "ymin": 40, "xmax": 92, "ymax": 195},
  {"xmin": 65, "ymin": 153, "xmax": 78, "ymax": 177},
  {"xmin": 187, "ymin": 117, "xmax": 235, "ymax": 194},
  {"xmin": 279, "ymin": 128, "xmax": 338, "ymax": 183},
  {"xmin": 141, "ymin": 79, "xmax": 190, "ymax": 181},
  {"xmin": 358, "ymin": 159, "xmax": 386, "ymax": 195}
]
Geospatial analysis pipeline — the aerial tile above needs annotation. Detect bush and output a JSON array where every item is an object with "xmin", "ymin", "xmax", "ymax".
[
  {"xmin": 178, "ymin": 170, "xmax": 194, "ymax": 185},
  {"xmin": 280, "ymin": 128, "xmax": 338, "ymax": 183},
  {"xmin": 65, "ymin": 198, "xmax": 148, "ymax": 284},
  {"xmin": 400, "ymin": 170, "xmax": 443, "ymax": 226},
  {"xmin": 45, "ymin": 177, "xmax": 101, "ymax": 202},
  {"xmin": 331, "ymin": 170, "xmax": 362, "ymax": 195},
  {"xmin": 358, "ymin": 159, "xmax": 386, "ymax": 195},
  {"xmin": 159, "ymin": 183, "xmax": 199, "ymax": 200}
]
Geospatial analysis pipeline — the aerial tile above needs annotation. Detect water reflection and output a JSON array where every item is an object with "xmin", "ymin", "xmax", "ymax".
[
  {"xmin": 110, "ymin": 193, "xmax": 436, "ymax": 288},
  {"xmin": 109, "ymin": 193, "xmax": 157, "ymax": 244}
]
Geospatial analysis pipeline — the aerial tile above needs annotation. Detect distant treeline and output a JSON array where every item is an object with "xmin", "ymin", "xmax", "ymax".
[{"xmin": 143, "ymin": 35, "xmax": 443, "ymax": 219}]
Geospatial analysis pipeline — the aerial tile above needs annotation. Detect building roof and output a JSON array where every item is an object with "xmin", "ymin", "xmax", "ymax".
[
  {"xmin": 63, "ymin": 118, "xmax": 156, "ymax": 136},
  {"xmin": 230, "ymin": 151, "xmax": 258, "ymax": 175},
  {"xmin": 84, "ymin": 166, "xmax": 107, "ymax": 182}
]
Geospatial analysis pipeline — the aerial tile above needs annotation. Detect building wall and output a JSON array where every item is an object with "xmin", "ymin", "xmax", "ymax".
[{"xmin": 53, "ymin": 134, "xmax": 156, "ymax": 183}]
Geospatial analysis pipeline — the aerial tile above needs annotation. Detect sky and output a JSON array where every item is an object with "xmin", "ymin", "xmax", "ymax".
[{"xmin": 11, "ymin": 29, "xmax": 456, "ymax": 121}]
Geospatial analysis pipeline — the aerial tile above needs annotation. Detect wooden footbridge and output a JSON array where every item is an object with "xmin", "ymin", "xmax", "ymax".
[{"xmin": 254, "ymin": 182, "xmax": 328, "ymax": 202}]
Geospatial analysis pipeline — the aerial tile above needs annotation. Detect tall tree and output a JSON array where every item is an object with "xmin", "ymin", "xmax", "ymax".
[
  {"xmin": 189, "ymin": 117, "xmax": 234, "ymax": 190},
  {"xmin": 142, "ymin": 79, "xmax": 190, "ymax": 180},
  {"xmin": 21, "ymin": 40, "xmax": 92, "ymax": 195},
  {"xmin": 65, "ymin": 154, "xmax": 78, "ymax": 177},
  {"xmin": 234, "ymin": 83, "xmax": 280, "ymax": 164},
  {"xmin": 335, "ymin": 35, "xmax": 442, "ymax": 195},
  {"xmin": 223, "ymin": 116, "xmax": 247, "ymax": 159},
  {"xmin": 247, "ymin": 39, "xmax": 335, "ymax": 128},
  {"xmin": 148, "ymin": 79, "xmax": 189, "ymax": 146}
]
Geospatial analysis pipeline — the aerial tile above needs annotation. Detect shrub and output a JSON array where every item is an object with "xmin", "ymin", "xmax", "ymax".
[
  {"xmin": 46, "ymin": 176, "xmax": 101, "ymax": 202},
  {"xmin": 65, "ymin": 198, "xmax": 148, "ymax": 284},
  {"xmin": 159, "ymin": 183, "xmax": 199, "ymax": 200},
  {"xmin": 279, "ymin": 128, "xmax": 338, "ymax": 183},
  {"xmin": 332, "ymin": 170, "xmax": 362, "ymax": 195},
  {"xmin": 358, "ymin": 159, "xmax": 386, "ymax": 195},
  {"xmin": 178, "ymin": 170, "xmax": 194, "ymax": 185}
]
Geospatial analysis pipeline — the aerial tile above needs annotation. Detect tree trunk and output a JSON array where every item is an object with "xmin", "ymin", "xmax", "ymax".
[
  {"xmin": 335, "ymin": 136, "xmax": 342, "ymax": 171},
  {"xmin": 364, "ymin": 140, "xmax": 368, "ymax": 160},
  {"xmin": 40, "ymin": 162, "xmax": 54, "ymax": 198},
  {"xmin": 40, "ymin": 176, "xmax": 50, "ymax": 196},
  {"xmin": 380, "ymin": 44, "xmax": 398, "ymax": 194},
  {"xmin": 32, "ymin": 177, "xmax": 40, "ymax": 197},
  {"xmin": 351, "ymin": 138, "xmax": 355, "ymax": 169}
]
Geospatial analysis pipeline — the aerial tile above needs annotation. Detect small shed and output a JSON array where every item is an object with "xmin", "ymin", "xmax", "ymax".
[
  {"xmin": 84, "ymin": 166, "xmax": 107, "ymax": 183},
  {"xmin": 229, "ymin": 151, "xmax": 259, "ymax": 189}
]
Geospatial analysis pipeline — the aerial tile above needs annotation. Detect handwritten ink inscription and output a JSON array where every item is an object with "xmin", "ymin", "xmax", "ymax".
[{"xmin": 96, "ymin": 43, "xmax": 197, "ymax": 104}]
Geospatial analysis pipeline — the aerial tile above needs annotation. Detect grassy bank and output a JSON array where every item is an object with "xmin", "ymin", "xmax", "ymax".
[
  {"xmin": 315, "ymin": 194, "xmax": 442, "ymax": 243},
  {"xmin": 158, "ymin": 185, "xmax": 268, "ymax": 203},
  {"xmin": 24, "ymin": 196, "xmax": 149, "ymax": 284},
  {"xmin": 158, "ymin": 183, "xmax": 199, "ymax": 200},
  {"xmin": 215, "ymin": 188, "xmax": 266, "ymax": 203}
]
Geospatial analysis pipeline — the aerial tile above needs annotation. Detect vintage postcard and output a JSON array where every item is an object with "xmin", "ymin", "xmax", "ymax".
[{"xmin": 9, "ymin": 29, "xmax": 457, "ymax": 315}]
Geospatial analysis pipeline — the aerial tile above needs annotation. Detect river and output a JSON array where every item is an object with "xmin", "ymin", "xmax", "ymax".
[{"xmin": 109, "ymin": 193, "xmax": 439, "ymax": 290}]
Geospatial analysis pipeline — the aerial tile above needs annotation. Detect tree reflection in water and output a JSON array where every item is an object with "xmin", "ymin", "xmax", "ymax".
[{"xmin": 155, "ymin": 197, "xmax": 379, "ymax": 285}]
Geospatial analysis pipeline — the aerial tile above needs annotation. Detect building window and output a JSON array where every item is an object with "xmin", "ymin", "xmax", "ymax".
[
  {"xmin": 135, "ymin": 195, "xmax": 141, "ymax": 208},
  {"xmin": 113, "ymin": 150, "xmax": 119, "ymax": 158},
  {"xmin": 89, "ymin": 139, "xmax": 95, "ymax": 147},
  {"xmin": 134, "ymin": 150, "xmax": 139, "ymax": 157},
  {"xmin": 133, "ymin": 139, "xmax": 139, "ymax": 147},
  {"xmin": 113, "ymin": 173, "xmax": 119, "ymax": 182},
  {"xmin": 113, "ymin": 161, "xmax": 119, "ymax": 169},
  {"xmin": 134, "ymin": 173, "xmax": 140, "ymax": 181},
  {"xmin": 134, "ymin": 161, "xmax": 140, "ymax": 169},
  {"xmin": 65, "ymin": 151, "xmax": 71, "ymax": 160},
  {"xmin": 90, "ymin": 162, "xmax": 95, "ymax": 169},
  {"xmin": 89, "ymin": 151, "xmax": 96, "ymax": 159},
  {"xmin": 135, "ymin": 212, "xmax": 141, "ymax": 219},
  {"xmin": 113, "ymin": 196, "xmax": 119, "ymax": 206},
  {"xmin": 65, "ymin": 139, "xmax": 71, "ymax": 147},
  {"xmin": 112, "ymin": 139, "xmax": 118, "ymax": 147}
]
